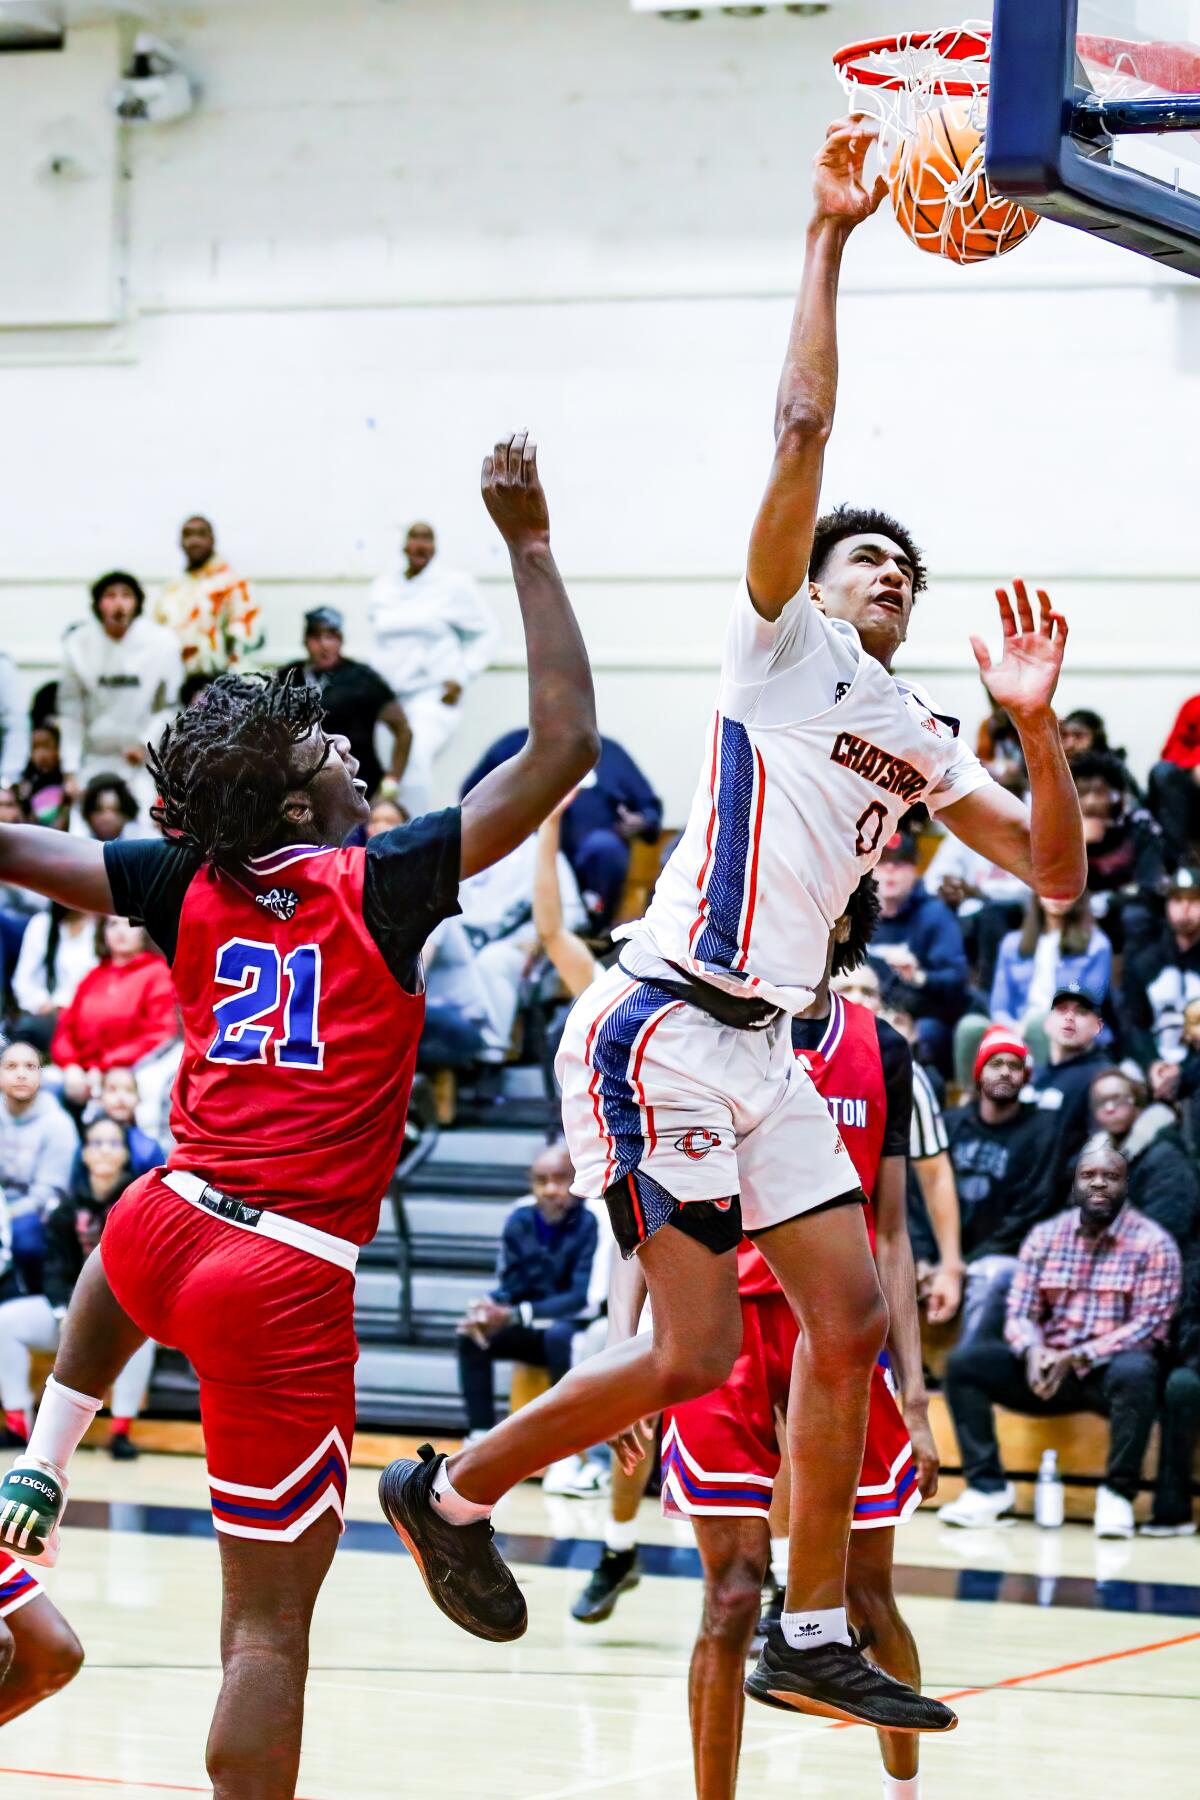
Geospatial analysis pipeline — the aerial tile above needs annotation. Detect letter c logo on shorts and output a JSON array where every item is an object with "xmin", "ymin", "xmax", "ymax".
[{"xmin": 674, "ymin": 1128, "xmax": 723, "ymax": 1161}]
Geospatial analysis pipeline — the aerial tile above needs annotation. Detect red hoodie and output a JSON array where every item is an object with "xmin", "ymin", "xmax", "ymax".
[
  {"xmin": 1162, "ymin": 695, "xmax": 1200, "ymax": 771},
  {"xmin": 51, "ymin": 951, "xmax": 178, "ymax": 1071}
]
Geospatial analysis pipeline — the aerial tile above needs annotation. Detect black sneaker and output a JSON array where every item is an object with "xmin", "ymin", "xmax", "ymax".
[
  {"xmin": 378, "ymin": 1445, "xmax": 527, "ymax": 1644},
  {"xmin": 571, "ymin": 1547, "xmax": 641, "ymax": 1624},
  {"xmin": 745, "ymin": 1624, "xmax": 957, "ymax": 1733},
  {"xmin": 751, "ymin": 1578, "xmax": 784, "ymax": 1653},
  {"xmin": 110, "ymin": 1432, "xmax": 139, "ymax": 1463}
]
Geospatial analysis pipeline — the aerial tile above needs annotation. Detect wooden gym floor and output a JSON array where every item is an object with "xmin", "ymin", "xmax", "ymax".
[{"xmin": 2, "ymin": 1446, "xmax": 1198, "ymax": 1798}]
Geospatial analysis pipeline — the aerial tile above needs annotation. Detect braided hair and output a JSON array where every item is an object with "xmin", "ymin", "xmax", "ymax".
[
  {"xmin": 832, "ymin": 874, "xmax": 881, "ymax": 976},
  {"xmin": 149, "ymin": 672, "xmax": 328, "ymax": 867}
]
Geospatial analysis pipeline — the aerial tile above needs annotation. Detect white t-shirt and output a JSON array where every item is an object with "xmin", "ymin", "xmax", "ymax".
[{"xmin": 617, "ymin": 580, "xmax": 992, "ymax": 1013}]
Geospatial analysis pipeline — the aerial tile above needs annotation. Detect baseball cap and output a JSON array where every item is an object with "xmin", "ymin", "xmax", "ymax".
[
  {"xmin": 1050, "ymin": 982, "xmax": 1102, "ymax": 1015},
  {"xmin": 879, "ymin": 831, "xmax": 919, "ymax": 864},
  {"xmin": 1168, "ymin": 865, "xmax": 1200, "ymax": 896},
  {"xmin": 304, "ymin": 605, "xmax": 343, "ymax": 635},
  {"xmin": 973, "ymin": 1025, "xmax": 1031, "ymax": 1087}
]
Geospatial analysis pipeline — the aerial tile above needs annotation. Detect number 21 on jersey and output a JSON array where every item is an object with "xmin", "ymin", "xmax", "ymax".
[{"xmin": 206, "ymin": 937, "xmax": 325, "ymax": 1069}]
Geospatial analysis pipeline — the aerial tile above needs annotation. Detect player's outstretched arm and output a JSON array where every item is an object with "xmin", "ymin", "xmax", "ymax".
[
  {"xmin": 460, "ymin": 433, "xmax": 599, "ymax": 880},
  {"xmin": 745, "ymin": 118, "xmax": 887, "ymax": 622},
  {"xmin": 940, "ymin": 583, "xmax": 1086, "ymax": 903},
  {"xmin": 0, "ymin": 826, "xmax": 114, "ymax": 914}
]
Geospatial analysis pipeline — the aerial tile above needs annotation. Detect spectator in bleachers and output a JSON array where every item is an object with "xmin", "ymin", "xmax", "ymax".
[
  {"xmin": 464, "ymin": 733, "xmax": 662, "ymax": 931},
  {"xmin": 1149, "ymin": 695, "xmax": 1200, "ymax": 864},
  {"xmin": 1150, "ymin": 995, "xmax": 1200, "ymax": 1155},
  {"xmin": 944, "ymin": 1028, "xmax": 1061, "ymax": 1345},
  {"xmin": 871, "ymin": 831, "xmax": 968, "ymax": 1073},
  {"xmin": 58, "ymin": 573, "xmax": 182, "ymax": 818},
  {"xmin": 1060, "ymin": 708, "xmax": 1112, "ymax": 763},
  {"xmin": 420, "ymin": 917, "xmax": 502, "ymax": 1074},
  {"xmin": 152, "ymin": 514, "xmax": 262, "ymax": 677},
  {"xmin": 16, "ymin": 723, "xmax": 69, "ymax": 830},
  {"xmin": 0, "ymin": 651, "xmax": 29, "ymax": 791},
  {"xmin": 1144, "ymin": 1251, "xmax": 1200, "ymax": 1536},
  {"xmin": 925, "ymin": 813, "xmax": 1029, "ymax": 993},
  {"xmin": 1119, "ymin": 866, "xmax": 1200, "ymax": 1069},
  {"xmin": 1074, "ymin": 750, "xmax": 1167, "ymax": 952},
  {"xmin": 366, "ymin": 796, "xmax": 406, "ymax": 838},
  {"xmin": 0, "ymin": 787, "xmax": 43, "ymax": 1011},
  {"xmin": 939, "ymin": 1143, "xmax": 1180, "ymax": 1536},
  {"xmin": 1029, "ymin": 984, "xmax": 1112, "ymax": 1170},
  {"xmin": 1088, "ymin": 1070, "xmax": 1199, "ymax": 1249},
  {"xmin": 0, "ymin": 1117, "xmax": 153, "ymax": 1457},
  {"xmin": 79, "ymin": 773, "xmax": 141, "ymax": 844},
  {"xmin": 278, "ymin": 607, "xmax": 412, "ymax": 803},
  {"xmin": 90, "ymin": 1068, "xmax": 165, "ymax": 1179},
  {"xmin": 50, "ymin": 919, "xmax": 178, "ymax": 1113},
  {"xmin": 368, "ymin": 520, "xmax": 497, "ymax": 814},
  {"xmin": 10, "ymin": 906, "xmax": 102, "ymax": 1057},
  {"xmin": 455, "ymin": 1143, "xmax": 600, "ymax": 1439},
  {"xmin": 0, "ymin": 1042, "xmax": 76, "ymax": 1298},
  {"xmin": 955, "ymin": 891, "xmax": 1112, "ymax": 1086}
]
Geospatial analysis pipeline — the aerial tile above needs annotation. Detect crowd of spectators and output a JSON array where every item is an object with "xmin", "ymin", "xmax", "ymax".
[{"xmin": 3, "ymin": 528, "xmax": 1200, "ymax": 1534}]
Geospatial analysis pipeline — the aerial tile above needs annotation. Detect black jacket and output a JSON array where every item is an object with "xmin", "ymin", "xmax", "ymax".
[
  {"xmin": 944, "ymin": 1100, "xmax": 1061, "ymax": 1260},
  {"xmin": 1115, "ymin": 1104, "xmax": 1200, "ymax": 1251},
  {"xmin": 44, "ymin": 1175, "xmax": 130, "ymax": 1313},
  {"xmin": 491, "ymin": 1201, "xmax": 600, "ymax": 1324},
  {"xmin": 1029, "ymin": 1044, "xmax": 1112, "ymax": 1175}
]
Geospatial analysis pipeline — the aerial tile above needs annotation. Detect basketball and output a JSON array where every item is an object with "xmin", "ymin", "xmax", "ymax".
[{"xmin": 889, "ymin": 99, "xmax": 1040, "ymax": 262}]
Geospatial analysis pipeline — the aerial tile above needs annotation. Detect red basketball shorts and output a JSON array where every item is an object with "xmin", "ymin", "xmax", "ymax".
[
  {"xmin": 101, "ymin": 1173, "xmax": 354, "ymax": 1543},
  {"xmin": 661, "ymin": 1291, "xmax": 919, "ymax": 1530},
  {"xmin": 0, "ymin": 1553, "xmax": 42, "ymax": 1618}
]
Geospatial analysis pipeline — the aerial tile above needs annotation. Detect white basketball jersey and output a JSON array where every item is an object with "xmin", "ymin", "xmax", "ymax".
[{"xmin": 617, "ymin": 579, "xmax": 993, "ymax": 1013}]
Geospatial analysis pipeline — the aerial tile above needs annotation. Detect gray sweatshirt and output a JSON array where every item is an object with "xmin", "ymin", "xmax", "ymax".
[{"xmin": 0, "ymin": 1090, "xmax": 78, "ymax": 1228}]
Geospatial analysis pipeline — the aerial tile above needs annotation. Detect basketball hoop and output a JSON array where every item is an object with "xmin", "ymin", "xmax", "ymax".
[{"xmin": 832, "ymin": 21, "xmax": 1039, "ymax": 265}]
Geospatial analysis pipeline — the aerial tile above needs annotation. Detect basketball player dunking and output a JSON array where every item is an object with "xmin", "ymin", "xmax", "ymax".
[
  {"xmin": 382, "ymin": 117, "xmax": 1084, "ymax": 1734},
  {"xmin": 0, "ymin": 436, "xmax": 598, "ymax": 1797},
  {"xmin": 663, "ymin": 879, "xmax": 937, "ymax": 1799}
]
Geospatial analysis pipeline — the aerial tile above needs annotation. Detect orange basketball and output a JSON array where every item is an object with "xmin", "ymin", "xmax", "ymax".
[{"xmin": 889, "ymin": 100, "xmax": 1040, "ymax": 263}]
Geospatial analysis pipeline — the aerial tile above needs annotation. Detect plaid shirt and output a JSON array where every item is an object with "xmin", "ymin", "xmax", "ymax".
[{"xmin": 1005, "ymin": 1205, "xmax": 1181, "ymax": 1370}]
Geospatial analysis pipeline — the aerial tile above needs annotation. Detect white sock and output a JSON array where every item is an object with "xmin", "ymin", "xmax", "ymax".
[
  {"xmin": 770, "ymin": 1535, "xmax": 789, "ymax": 1589},
  {"xmin": 430, "ymin": 1458, "xmax": 493, "ymax": 1526},
  {"xmin": 24, "ymin": 1376, "xmax": 102, "ymax": 1478},
  {"xmin": 883, "ymin": 1775, "xmax": 920, "ymax": 1799},
  {"xmin": 780, "ymin": 1606, "xmax": 852, "ymax": 1651},
  {"xmin": 605, "ymin": 1518, "xmax": 638, "ymax": 1554}
]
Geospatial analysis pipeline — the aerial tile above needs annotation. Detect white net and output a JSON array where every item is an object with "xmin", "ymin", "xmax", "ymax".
[{"xmin": 834, "ymin": 21, "xmax": 1039, "ymax": 263}]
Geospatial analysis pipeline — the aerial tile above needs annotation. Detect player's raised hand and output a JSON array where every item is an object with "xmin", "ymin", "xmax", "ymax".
[
  {"xmin": 813, "ymin": 116, "xmax": 888, "ymax": 229},
  {"xmin": 970, "ymin": 581, "xmax": 1068, "ymax": 723},
  {"xmin": 481, "ymin": 431, "xmax": 550, "ymax": 549}
]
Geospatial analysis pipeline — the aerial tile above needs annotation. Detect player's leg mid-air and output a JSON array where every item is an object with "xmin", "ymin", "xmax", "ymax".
[
  {"xmin": 0, "ymin": 430, "xmax": 598, "ymax": 1794},
  {"xmin": 382, "ymin": 120, "xmax": 1082, "ymax": 1733}
]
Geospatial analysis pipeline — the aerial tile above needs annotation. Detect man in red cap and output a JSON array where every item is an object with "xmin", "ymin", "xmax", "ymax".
[{"xmin": 943, "ymin": 1027, "xmax": 1062, "ymax": 1345}]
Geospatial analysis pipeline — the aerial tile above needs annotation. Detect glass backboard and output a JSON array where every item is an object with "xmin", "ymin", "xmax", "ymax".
[{"xmin": 988, "ymin": 0, "xmax": 1200, "ymax": 274}]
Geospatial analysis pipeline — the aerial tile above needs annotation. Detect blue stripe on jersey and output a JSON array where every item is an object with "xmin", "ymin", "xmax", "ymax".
[
  {"xmin": 694, "ymin": 717, "xmax": 755, "ymax": 970},
  {"xmin": 855, "ymin": 1461, "xmax": 919, "ymax": 1519},
  {"xmin": 663, "ymin": 1442, "xmax": 772, "ymax": 1511},
  {"xmin": 592, "ymin": 983, "xmax": 677, "ymax": 1186}
]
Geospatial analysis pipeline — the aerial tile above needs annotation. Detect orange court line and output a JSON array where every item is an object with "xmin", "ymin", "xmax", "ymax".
[
  {"xmin": 0, "ymin": 1769, "xmax": 320, "ymax": 1798},
  {"xmin": 830, "ymin": 1625, "xmax": 1200, "ymax": 1728}
]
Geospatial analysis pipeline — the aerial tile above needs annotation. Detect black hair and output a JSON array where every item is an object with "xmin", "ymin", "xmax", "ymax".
[
  {"xmin": 82, "ymin": 772, "xmax": 139, "ymax": 824},
  {"xmin": 0, "ymin": 1037, "xmax": 42, "ymax": 1062},
  {"xmin": 149, "ymin": 671, "xmax": 328, "ymax": 867},
  {"xmin": 179, "ymin": 671, "xmax": 215, "ymax": 709},
  {"xmin": 1071, "ymin": 749, "xmax": 1132, "ymax": 796},
  {"xmin": 808, "ymin": 505, "xmax": 928, "ymax": 597},
  {"xmin": 31, "ymin": 720, "xmax": 60, "ymax": 746},
  {"xmin": 832, "ymin": 874, "xmax": 881, "ymax": 976},
  {"xmin": 1063, "ymin": 708, "xmax": 1109, "ymax": 752},
  {"xmin": 44, "ymin": 902, "xmax": 105, "ymax": 993},
  {"xmin": 90, "ymin": 571, "xmax": 146, "ymax": 618},
  {"xmin": 1088, "ymin": 1065, "xmax": 1148, "ymax": 1108}
]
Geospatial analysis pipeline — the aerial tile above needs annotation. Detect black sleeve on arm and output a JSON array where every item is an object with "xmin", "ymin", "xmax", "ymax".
[
  {"xmin": 363, "ymin": 806, "xmax": 463, "ymax": 993},
  {"xmin": 876, "ymin": 1017, "xmax": 914, "ymax": 1158},
  {"xmin": 103, "ymin": 838, "xmax": 199, "ymax": 965}
]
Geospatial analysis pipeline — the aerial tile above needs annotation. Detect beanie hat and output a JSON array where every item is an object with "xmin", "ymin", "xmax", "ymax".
[{"xmin": 974, "ymin": 1026, "xmax": 1031, "ymax": 1087}]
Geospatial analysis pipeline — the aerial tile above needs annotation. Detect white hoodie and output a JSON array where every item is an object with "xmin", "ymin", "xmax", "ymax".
[
  {"xmin": 58, "ymin": 615, "xmax": 184, "ymax": 780},
  {"xmin": 368, "ymin": 557, "xmax": 498, "ymax": 698}
]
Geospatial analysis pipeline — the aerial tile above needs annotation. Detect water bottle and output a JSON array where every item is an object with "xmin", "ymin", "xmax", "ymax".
[{"xmin": 1034, "ymin": 1448, "xmax": 1065, "ymax": 1529}]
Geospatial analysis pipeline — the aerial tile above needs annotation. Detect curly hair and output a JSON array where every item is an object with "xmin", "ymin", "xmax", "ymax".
[
  {"xmin": 832, "ymin": 874, "xmax": 881, "ymax": 976},
  {"xmin": 808, "ymin": 505, "xmax": 928, "ymax": 597},
  {"xmin": 149, "ymin": 672, "xmax": 328, "ymax": 867}
]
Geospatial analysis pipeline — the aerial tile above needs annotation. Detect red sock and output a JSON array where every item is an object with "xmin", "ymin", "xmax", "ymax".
[
  {"xmin": 110, "ymin": 1418, "xmax": 133, "ymax": 1436},
  {"xmin": 4, "ymin": 1410, "xmax": 29, "ymax": 1441}
]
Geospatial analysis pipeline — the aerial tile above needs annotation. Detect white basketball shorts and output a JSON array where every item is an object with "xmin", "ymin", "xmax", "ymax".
[{"xmin": 556, "ymin": 965, "xmax": 858, "ymax": 1246}]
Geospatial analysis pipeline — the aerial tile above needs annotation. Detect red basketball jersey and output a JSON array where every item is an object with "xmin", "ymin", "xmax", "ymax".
[
  {"xmin": 104, "ymin": 814, "xmax": 460, "ymax": 1244},
  {"xmin": 738, "ymin": 993, "xmax": 890, "ymax": 1296}
]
